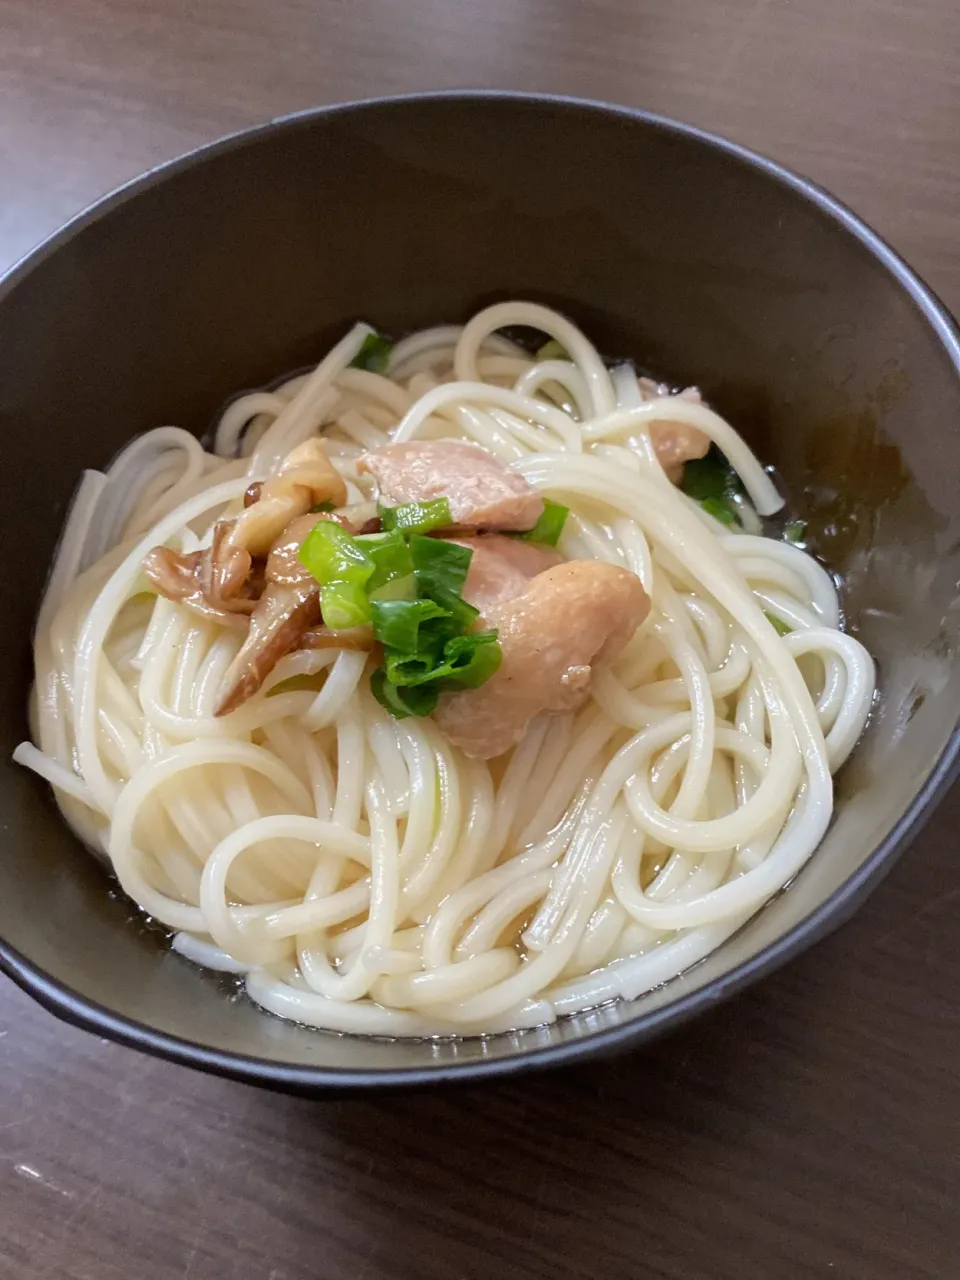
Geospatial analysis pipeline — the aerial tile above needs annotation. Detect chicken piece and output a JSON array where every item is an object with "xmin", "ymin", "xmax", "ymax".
[
  {"xmin": 434, "ymin": 561, "xmax": 649, "ymax": 759},
  {"xmin": 447, "ymin": 534, "xmax": 563, "ymax": 615},
  {"xmin": 357, "ymin": 441, "xmax": 543, "ymax": 532},
  {"xmin": 652, "ymin": 421, "xmax": 710, "ymax": 483},
  {"xmin": 638, "ymin": 382, "xmax": 710, "ymax": 483}
]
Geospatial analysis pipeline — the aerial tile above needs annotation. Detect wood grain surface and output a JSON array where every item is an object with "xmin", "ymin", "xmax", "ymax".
[{"xmin": 1, "ymin": 2, "xmax": 959, "ymax": 1277}]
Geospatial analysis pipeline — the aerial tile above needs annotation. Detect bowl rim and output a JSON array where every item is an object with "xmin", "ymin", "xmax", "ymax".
[{"xmin": 2, "ymin": 88, "xmax": 959, "ymax": 1091}]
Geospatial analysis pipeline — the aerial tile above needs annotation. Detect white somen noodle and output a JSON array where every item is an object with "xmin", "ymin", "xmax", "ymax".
[{"xmin": 14, "ymin": 302, "xmax": 875, "ymax": 1038}]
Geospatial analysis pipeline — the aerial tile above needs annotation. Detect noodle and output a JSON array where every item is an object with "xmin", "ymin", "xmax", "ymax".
[{"xmin": 15, "ymin": 303, "xmax": 875, "ymax": 1038}]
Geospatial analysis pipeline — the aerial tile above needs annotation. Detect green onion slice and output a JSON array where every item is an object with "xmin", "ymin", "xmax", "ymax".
[
  {"xmin": 320, "ymin": 581, "xmax": 372, "ymax": 629},
  {"xmin": 300, "ymin": 520, "xmax": 374, "ymax": 587},
  {"xmin": 379, "ymin": 498, "xmax": 454, "ymax": 535},
  {"xmin": 517, "ymin": 498, "xmax": 569, "ymax": 546},
  {"xmin": 350, "ymin": 332, "xmax": 393, "ymax": 374},
  {"xmin": 370, "ymin": 668, "xmax": 440, "ymax": 719}
]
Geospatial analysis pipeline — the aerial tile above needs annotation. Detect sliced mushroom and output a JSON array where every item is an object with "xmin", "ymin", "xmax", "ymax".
[
  {"xmin": 144, "ymin": 439, "xmax": 345, "ymax": 633},
  {"xmin": 265, "ymin": 513, "xmax": 329, "ymax": 588},
  {"xmin": 213, "ymin": 582, "xmax": 323, "ymax": 716},
  {"xmin": 143, "ymin": 440, "xmax": 363, "ymax": 715},
  {"xmin": 142, "ymin": 543, "xmax": 256, "ymax": 629},
  {"xmin": 212, "ymin": 511, "xmax": 371, "ymax": 716},
  {"xmin": 300, "ymin": 624, "xmax": 375, "ymax": 651},
  {"xmin": 223, "ymin": 438, "xmax": 347, "ymax": 558}
]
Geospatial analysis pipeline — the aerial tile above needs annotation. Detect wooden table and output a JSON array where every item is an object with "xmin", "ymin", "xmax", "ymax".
[{"xmin": 2, "ymin": 2, "xmax": 958, "ymax": 1276}]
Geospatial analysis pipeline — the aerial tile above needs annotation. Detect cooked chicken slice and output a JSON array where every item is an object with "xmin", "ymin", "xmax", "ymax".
[
  {"xmin": 652, "ymin": 422, "xmax": 709, "ymax": 483},
  {"xmin": 447, "ymin": 534, "xmax": 563, "ymax": 615},
  {"xmin": 357, "ymin": 441, "xmax": 543, "ymax": 532},
  {"xmin": 638, "ymin": 382, "xmax": 710, "ymax": 482},
  {"xmin": 434, "ymin": 561, "xmax": 649, "ymax": 759}
]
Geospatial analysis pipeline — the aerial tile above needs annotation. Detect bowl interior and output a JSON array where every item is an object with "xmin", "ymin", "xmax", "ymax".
[{"xmin": 1, "ymin": 95, "xmax": 958, "ymax": 1084}]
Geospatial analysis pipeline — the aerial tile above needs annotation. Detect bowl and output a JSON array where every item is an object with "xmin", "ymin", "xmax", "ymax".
[{"xmin": 1, "ymin": 92, "xmax": 958, "ymax": 1090}]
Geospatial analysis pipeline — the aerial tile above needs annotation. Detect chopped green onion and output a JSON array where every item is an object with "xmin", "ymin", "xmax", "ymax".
[
  {"xmin": 408, "ymin": 534, "xmax": 472, "ymax": 599},
  {"xmin": 299, "ymin": 493, "xmax": 503, "ymax": 715},
  {"xmin": 358, "ymin": 530, "xmax": 414, "ymax": 592},
  {"xmin": 680, "ymin": 450, "xmax": 734, "ymax": 502},
  {"xmin": 426, "ymin": 631, "xmax": 502, "ymax": 688},
  {"xmin": 370, "ymin": 598, "xmax": 450, "ymax": 652},
  {"xmin": 370, "ymin": 668, "xmax": 439, "ymax": 719},
  {"xmin": 765, "ymin": 611, "xmax": 792, "ymax": 636},
  {"xmin": 681, "ymin": 446, "xmax": 745, "ymax": 526},
  {"xmin": 299, "ymin": 520, "xmax": 374, "ymax": 588},
  {"xmin": 310, "ymin": 501, "xmax": 336, "ymax": 514},
  {"xmin": 386, "ymin": 630, "xmax": 501, "ymax": 690},
  {"xmin": 784, "ymin": 519, "xmax": 807, "ymax": 543},
  {"xmin": 369, "ymin": 572, "xmax": 417, "ymax": 603},
  {"xmin": 537, "ymin": 339, "xmax": 569, "ymax": 361},
  {"xmin": 518, "ymin": 498, "xmax": 569, "ymax": 546},
  {"xmin": 351, "ymin": 332, "xmax": 393, "ymax": 374},
  {"xmin": 321, "ymin": 581, "xmax": 371, "ymax": 629},
  {"xmin": 379, "ymin": 498, "xmax": 454, "ymax": 535},
  {"xmin": 428, "ymin": 588, "xmax": 479, "ymax": 631},
  {"xmin": 701, "ymin": 496, "xmax": 737, "ymax": 525},
  {"xmin": 385, "ymin": 650, "xmax": 441, "ymax": 686}
]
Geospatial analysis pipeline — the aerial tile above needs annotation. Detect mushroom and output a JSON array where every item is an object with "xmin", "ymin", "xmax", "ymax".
[
  {"xmin": 143, "ymin": 438, "xmax": 346, "ymax": 635},
  {"xmin": 212, "ymin": 512, "xmax": 372, "ymax": 716},
  {"xmin": 222, "ymin": 438, "xmax": 347, "ymax": 558},
  {"xmin": 142, "ymin": 536, "xmax": 259, "ymax": 629}
]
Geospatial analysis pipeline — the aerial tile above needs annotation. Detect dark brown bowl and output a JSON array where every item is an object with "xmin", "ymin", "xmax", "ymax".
[{"xmin": 1, "ymin": 92, "xmax": 958, "ymax": 1091}]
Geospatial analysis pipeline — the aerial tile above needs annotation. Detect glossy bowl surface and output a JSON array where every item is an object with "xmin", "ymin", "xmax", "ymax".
[{"xmin": 1, "ymin": 92, "xmax": 958, "ymax": 1090}]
